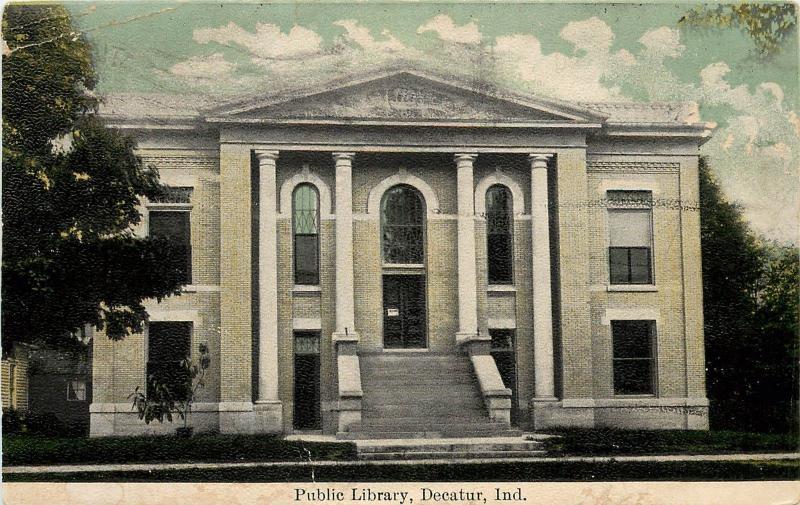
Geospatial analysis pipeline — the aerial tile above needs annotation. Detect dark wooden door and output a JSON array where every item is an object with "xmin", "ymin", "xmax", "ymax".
[
  {"xmin": 293, "ymin": 332, "xmax": 321, "ymax": 430},
  {"xmin": 490, "ymin": 329, "xmax": 519, "ymax": 425},
  {"xmin": 382, "ymin": 274, "xmax": 426, "ymax": 349}
]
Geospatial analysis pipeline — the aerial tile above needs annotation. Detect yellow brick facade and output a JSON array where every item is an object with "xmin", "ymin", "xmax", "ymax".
[{"xmin": 91, "ymin": 71, "xmax": 710, "ymax": 436}]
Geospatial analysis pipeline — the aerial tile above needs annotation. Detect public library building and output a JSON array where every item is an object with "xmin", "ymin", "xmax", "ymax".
[{"xmin": 90, "ymin": 70, "xmax": 712, "ymax": 437}]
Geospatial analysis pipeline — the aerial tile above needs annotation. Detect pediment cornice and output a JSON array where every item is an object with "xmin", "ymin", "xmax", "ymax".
[{"xmin": 205, "ymin": 70, "xmax": 608, "ymax": 126}]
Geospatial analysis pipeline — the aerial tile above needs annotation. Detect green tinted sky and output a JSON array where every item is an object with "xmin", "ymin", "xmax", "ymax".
[{"xmin": 65, "ymin": 2, "xmax": 799, "ymax": 242}]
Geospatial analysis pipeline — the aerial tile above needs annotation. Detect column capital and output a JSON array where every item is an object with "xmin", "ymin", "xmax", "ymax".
[
  {"xmin": 454, "ymin": 153, "xmax": 478, "ymax": 164},
  {"xmin": 332, "ymin": 152, "xmax": 356, "ymax": 163},
  {"xmin": 529, "ymin": 152, "xmax": 554, "ymax": 168},
  {"xmin": 254, "ymin": 150, "xmax": 279, "ymax": 164}
]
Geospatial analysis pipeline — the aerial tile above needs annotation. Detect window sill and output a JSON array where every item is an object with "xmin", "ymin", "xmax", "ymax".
[
  {"xmin": 487, "ymin": 284, "xmax": 516, "ymax": 293},
  {"xmin": 293, "ymin": 285, "xmax": 321, "ymax": 295},
  {"xmin": 181, "ymin": 285, "xmax": 220, "ymax": 293},
  {"xmin": 607, "ymin": 284, "xmax": 658, "ymax": 292}
]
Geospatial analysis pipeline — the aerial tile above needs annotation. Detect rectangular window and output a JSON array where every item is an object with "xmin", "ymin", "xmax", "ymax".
[
  {"xmin": 149, "ymin": 211, "xmax": 192, "ymax": 284},
  {"xmin": 146, "ymin": 322, "xmax": 192, "ymax": 400},
  {"xmin": 612, "ymin": 320, "xmax": 656, "ymax": 395},
  {"xmin": 608, "ymin": 191, "xmax": 653, "ymax": 284},
  {"xmin": 67, "ymin": 379, "xmax": 87, "ymax": 401}
]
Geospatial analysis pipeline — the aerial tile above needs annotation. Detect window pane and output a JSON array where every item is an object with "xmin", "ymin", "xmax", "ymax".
[
  {"xmin": 293, "ymin": 184, "xmax": 319, "ymax": 285},
  {"xmin": 487, "ymin": 186, "xmax": 513, "ymax": 284},
  {"xmin": 609, "ymin": 209, "xmax": 651, "ymax": 247},
  {"xmin": 294, "ymin": 235, "xmax": 319, "ymax": 285},
  {"xmin": 609, "ymin": 247, "xmax": 630, "ymax": 284},
  {"xmin": 147, "ymin": 322, "xmax": 191, "ymax": 399},
  {"xmin": 629, "ymin": 248, "xmax": 653, "ymax": 284},
  {"xmin": 488, "ymin": 234, "xmax": 513, "ymax": 283},
  {"xmin": 293, "ymin": 185, "xmax": 319, "ymax": 234},
  {"xmin": 613, "ymin": 360, "xmax": 653, "ymax": 394},
  {"xmin": 381, "ymin": 185, "xmax": 424, "ymax": 264},
  {"xmin": 149, "ymin": 211, "xmax": 192, "ymax": 284},
  {"xmin": 612, "ymin": 320, "xmax": 654, "ymax": 359}
]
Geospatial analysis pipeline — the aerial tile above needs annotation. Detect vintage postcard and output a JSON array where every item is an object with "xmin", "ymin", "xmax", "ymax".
[{"xmin": 1, "ymin": 1, "xmax": 798, "ymax": 504}]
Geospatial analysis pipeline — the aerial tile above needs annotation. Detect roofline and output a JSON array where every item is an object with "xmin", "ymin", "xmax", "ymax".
[
  {"xmin": 204, "ymin": 117, "xmax": 604, "ymax": 129},
  {"xmin": 207, "ymin": 68, "xmax": 610, "ymax": 123}
]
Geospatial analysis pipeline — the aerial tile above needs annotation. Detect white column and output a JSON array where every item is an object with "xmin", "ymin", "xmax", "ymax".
[
  {"xmin": 255, "ymin": 150, "xmax": 280, "ymax": 403},
  {"xmin": 530, "ymin": 153, "xmax": 556, "ymax": 399},
  {"xmin": 332, "ymin": 152, "xmax": 358, "ymax": 339},
  {"xmin": 455, "ymin": 153, "xmax": 479, "ymax": 342}
]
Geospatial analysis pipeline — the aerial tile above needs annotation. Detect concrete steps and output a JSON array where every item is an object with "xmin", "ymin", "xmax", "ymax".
[
  {"xmin": 355, "ymin": 437, "xmax": 546, "ymax": 460},
  {"xmin": 340, "ymin": 352, "xmax": 516, "ymax": 441}
]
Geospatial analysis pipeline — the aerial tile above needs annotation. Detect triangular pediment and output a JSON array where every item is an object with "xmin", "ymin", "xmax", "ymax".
[{"xmin": 209, "ymin": 71, "xmax": 606, "ymax": 124}]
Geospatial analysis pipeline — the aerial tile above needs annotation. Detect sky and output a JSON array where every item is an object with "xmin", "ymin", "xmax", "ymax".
[{"xmin": 65, "ymin": 2, "xmax": 799, "ymax": 244}]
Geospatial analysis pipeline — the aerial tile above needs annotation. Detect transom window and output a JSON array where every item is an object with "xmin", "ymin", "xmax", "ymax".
[
  {"xmin": 293, "ymin": 183, "xmax": 320, "ymax": 285},
  {"xmin": 486, "ymin": 184, "xmax": 514, "ymax": 284},
  {"xmin": 381, "ymin": 184, "xmax": 425, "ymax": 265},
  {"xmin": 607, "ymin": 190, "xmax": 653, "ymax": 285},
  {"xmin": 612, "ymin": 320, "xmax": 657, "ymax": 395}
]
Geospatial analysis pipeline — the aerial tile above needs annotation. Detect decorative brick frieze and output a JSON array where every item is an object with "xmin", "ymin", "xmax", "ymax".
[{"xmin": 587, "ymin": 161, "xmax": 681, "ymax": 173}]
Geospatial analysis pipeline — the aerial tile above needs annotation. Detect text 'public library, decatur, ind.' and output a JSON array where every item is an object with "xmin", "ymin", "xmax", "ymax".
[{"xmin": 90, "ymin": 70, "xmax": 712, "ymax": 438}]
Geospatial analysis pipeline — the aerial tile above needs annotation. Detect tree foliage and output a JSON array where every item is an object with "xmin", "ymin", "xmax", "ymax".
[
  {"xmin": 700, "ymin": 157, "xmax": 799, "ymax": 433},
  {"xmin": 680, "ymin": 3, "xmax": 797, "ymax": 58},
  {"xmin": 2, "ymin": 5, "xmax": 184, "ymax": 352}
]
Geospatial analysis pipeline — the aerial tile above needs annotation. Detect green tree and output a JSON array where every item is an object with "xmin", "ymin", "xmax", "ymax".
[
  {"xmin": 700, "ymin": 157, "xmax": 799, "ymax": 433},
  {"xmin": 680, "ymin": 3, "xmax": 797, "ymax": 58},
  {"xmin": 2, "ymin": 4, "xmax": 184, "ymax": 352},
  {"xmin": 751, "ymin": 242, "xmax": 799, "ymax": 433}
]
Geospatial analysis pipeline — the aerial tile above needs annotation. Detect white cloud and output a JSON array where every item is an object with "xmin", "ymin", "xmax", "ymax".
[
  {"xmin": 417, "ymin": 14, "xmax": 481, "ymax": 44},
  {"xmin": 560, "ymin": 16, "xmax": 614, "ymax": 53},
  {"xmin": 169, "ymin": 53, "xmax": 237, "ymax": 80},
  {"xmin": 193, "ymin": 22, "xmax": 322, "ymax": 60},
  {"xmin": 493, "ymin": 18, "xmax": 634, "ymax": 101},
  {"xmin": 638, "ymin": 26, "xmax": 684, "ymax": 58},
  {"xmin": 333, "ymin": 19, "xmax": 405, "ymax": 52}
]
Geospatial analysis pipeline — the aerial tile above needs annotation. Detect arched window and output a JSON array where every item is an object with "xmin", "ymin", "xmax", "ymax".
[
  {"xmin": 486, "ymin": 184, "xmax": 513, "ymax": 284},
  {"xmin": 381, "ymin": 185, "xmax": 425, "ymax": 264},
  {"xmin": 293, "ymin": 183, "xmax": 320, "ymax": 285}
]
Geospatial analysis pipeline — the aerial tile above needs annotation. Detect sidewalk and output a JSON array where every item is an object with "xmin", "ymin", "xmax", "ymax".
[{"xmin": 4, "ymin": 452, "xmax": 798, "ymax": 475}]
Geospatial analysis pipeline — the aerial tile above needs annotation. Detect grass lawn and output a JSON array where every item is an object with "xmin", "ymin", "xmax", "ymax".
[
  {"xmin": 3, "ymin": 428, "xmax": 797, "ymax": 470},
  {"xmin": 540, "ymin": 428, "xmax": 799, "ymax": 457},
  {"xmin": 4, "ymin": 459, "xmax": 799, "ymax": 482},
  {"xmin": 2, "ymin": 433, "xmax": 357, "ymax": 466}
]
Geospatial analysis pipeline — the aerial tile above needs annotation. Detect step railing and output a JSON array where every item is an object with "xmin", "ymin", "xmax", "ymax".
[{"xmin": 459, "ymin": 336, "xmax": 512, "ymax": 424}]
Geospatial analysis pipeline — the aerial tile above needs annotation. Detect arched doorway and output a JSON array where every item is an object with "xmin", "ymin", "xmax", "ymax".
[{"xmin": 380, "ymin": 184, "xmax": 427, "ymax": 349}]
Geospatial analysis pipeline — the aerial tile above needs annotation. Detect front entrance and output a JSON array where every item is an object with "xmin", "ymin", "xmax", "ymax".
[{"xmin": 382, "ymin": 274, "xmax": 427, "ymax": 349}]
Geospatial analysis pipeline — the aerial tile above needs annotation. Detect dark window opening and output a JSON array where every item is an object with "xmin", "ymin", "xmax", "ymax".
[
  {"xmin": 147, "ymin": 322, "xmax": 191, "ymax": 400},
  {"xmin": 381, "ymin": 185, "xmax": 425, "ymax": 264},
  {"xmin": 612, "ymin": 320, "xmax": 656, "ymax": 395},
  {"xmin": 149, "ymin": 211, "xmax": 192, "ymax": 284},
  {"xmin": 486, "ymin": 185, "xmax": 514, "ymax": 284},
  {"xmin": 293, "ymin": 184, "xmax": 320, "ymax": 285}
]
